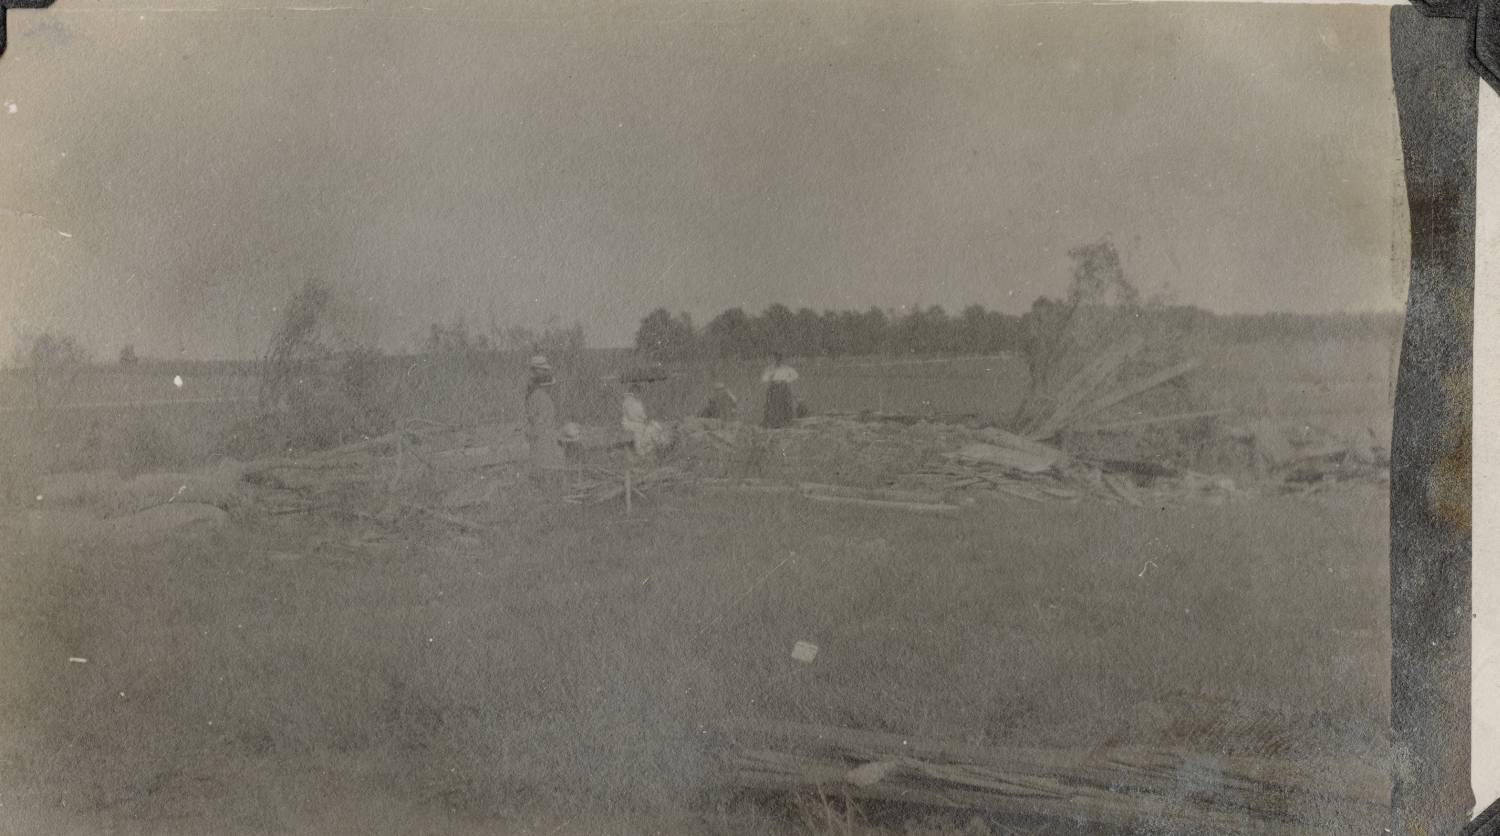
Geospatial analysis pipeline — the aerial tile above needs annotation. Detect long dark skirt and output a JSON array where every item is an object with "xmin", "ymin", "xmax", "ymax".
[{"xmin": 763, "ymin": 381, "xmax": 796, "ymax": 428}]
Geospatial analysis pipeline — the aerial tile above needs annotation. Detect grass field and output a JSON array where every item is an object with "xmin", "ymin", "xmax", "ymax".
[
  {"xmin": 0, "ymin": 483, "xmax": 1389, "ymax": 834},
  {"xmin": 0, "ymin": 333, "xmax": 1397, "ymax": 834}
]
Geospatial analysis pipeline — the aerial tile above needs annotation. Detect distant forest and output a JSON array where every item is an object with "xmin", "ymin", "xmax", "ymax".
[{"xmin": 632, "ymin": 302, "xmax": 1404, "ymax": 362}]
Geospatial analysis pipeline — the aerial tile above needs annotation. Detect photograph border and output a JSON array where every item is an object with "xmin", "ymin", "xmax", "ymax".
[{"xmin": 0, "ymin": 0, "xmax": 1493, "ymax": 831}]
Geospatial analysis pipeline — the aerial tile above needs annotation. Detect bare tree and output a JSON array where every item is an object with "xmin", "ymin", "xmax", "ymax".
[
  {"xmin": 21, "ymin": 332, "xmax": 91, "ymax": 414},
  {"xmin": 260, "ymin": 279, "xmax": 333, "ymax": 412}
]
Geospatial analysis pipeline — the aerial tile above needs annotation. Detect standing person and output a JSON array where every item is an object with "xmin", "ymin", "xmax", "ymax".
[
  {"xmin": 524, "ymin": 354, "xmax": 565, "ymax": 489},
  {"xmin": 760, "ymin": 353, "xmax": 799, "ymax": 428},
  {"xmin": 621, "ymin": 383, "xmax": 660, "ymax": 456}
]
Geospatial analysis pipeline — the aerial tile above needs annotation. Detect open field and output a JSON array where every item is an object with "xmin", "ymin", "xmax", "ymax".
[
  {"xmin": 0, "ymin": 484, "xmax": 1389, "ymax": 835},
  {"xmin": 0, "ymin": 331, "xmax": 1397, "ymax": 834}
]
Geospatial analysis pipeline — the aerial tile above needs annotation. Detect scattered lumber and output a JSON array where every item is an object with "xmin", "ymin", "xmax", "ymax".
[
  {"xmin": 217, "ymin": 412, "xmax": 1383, "ymax": 516},
  {"xmin": 1099, "ymin": 459, "xmax": 1178, "ymax": 479},
  {"xmin": 973, "ymin": 427, "xmax": 1069, "ymax": 461},
  {"xmin": 802, "ymin": 493, "xmax": 960, "ymax": 517},
  {"xmin": 699, "ymin": 479, "xmax": 800, "ymax": 495},
  {"xmin": 944, "ymin": 442, "xmax": 1058, "ymax": 474},
  {"xmin": 564, "ymin": 466, "xmax": 693, "ymax": 505},
  {"xmin": 712, "ymin": 719, "xmax": 1385, "ymax": 834},
  {"xmin": 1071, "ymin": 408, "xmax": 1232, "ymax": 433}
]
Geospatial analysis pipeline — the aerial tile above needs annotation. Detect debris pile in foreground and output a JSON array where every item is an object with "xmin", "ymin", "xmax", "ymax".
[{"xmin": 713, "ymin": 718, "xmax": 1387, "ymax": 834}]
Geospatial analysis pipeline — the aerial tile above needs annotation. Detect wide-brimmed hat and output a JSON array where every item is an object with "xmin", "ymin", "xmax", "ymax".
[{"xmin": 528, "ymin": 354, "xmax": 552, "ymax": 371}]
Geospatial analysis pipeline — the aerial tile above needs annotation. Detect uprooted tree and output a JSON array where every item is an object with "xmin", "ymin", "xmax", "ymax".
[
  {"xmin": 249, "ymin": 279, "xmax": 392, "ymax": 453},
  {"xmin": 1014, "ymin": 239, "xmax": 1202, "ymax": 438},
  {"xmin": 260, "ymin": 279, "xmax": 334, "ymax": 412}
]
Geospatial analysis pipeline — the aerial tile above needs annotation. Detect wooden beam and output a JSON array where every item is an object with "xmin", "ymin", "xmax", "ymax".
[{"xmin": 802, "ymin": 494, "xmax": 960, "ymax": 517}]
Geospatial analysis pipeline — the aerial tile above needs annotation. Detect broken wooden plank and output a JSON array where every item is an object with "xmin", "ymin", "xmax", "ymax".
[
  {"xmin": 802, "ymin": 493, "xmax": 960, "ymax": 517},
  {"xmin": 699, "ymin": 479, "xmax": 799, "ymax": 494}
]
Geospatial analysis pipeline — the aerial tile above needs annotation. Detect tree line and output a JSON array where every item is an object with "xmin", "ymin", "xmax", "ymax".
[
  {"xmin": 633, "ymin": 241, "xmax": 1402, "ymax": 361},
  {"xmin": 633, "ymin": 302, "xmax": 1401, "ymax": 362}
]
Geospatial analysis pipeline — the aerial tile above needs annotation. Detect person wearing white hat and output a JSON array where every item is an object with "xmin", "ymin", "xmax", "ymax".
[{"xmin": 524, "ymin": 354, "xmax": 565, "ymax": 489}]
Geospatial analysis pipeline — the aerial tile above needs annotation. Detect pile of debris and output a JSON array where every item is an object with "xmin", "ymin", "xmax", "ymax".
[
  {"xmin": 905, "ymin": 429, "xmax": 1230, "ymax": 507},
  {"xmin": 536, "ymin": 394, "xmax": 1389, "ymax": 509},
  {"xmin": 712, "ymin": 718, "xmax": 1386, "ymax": 833},
  {"xmin": 636, "ymin": 412, "xmax": 1379, "ymax": 509},
  {"xmin": 21, "ymin": 400, "xmax": 1389, "ymax": 543},
  {"xmin": 666, "ymin": 416, "xmax": 972, "ymax": 488}
]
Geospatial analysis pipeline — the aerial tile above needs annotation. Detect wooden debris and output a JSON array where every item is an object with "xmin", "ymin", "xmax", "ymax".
[
  {"xmin": 803, "ymin": 493, "xmax": 960, "ymax": 517},
  {"xmin": 712, "ymin": 719, "xmax": 1385, "ymax": 833},
  {"xmin": 699, "ymin": 479, "xmax": 800, "ymax": 495},
  {"xmin": 799, "ymin": 482, "xmax": 944, "ymax": 506},
  {"xmin": 973, "ymin": 427, "xmax": 1069, "ymax": 461},
  {"xmin": 945, "ymin": 442, "xmax": 1057, "ymax": 474},
  {"xmin": 1072, "ymin": 408, "xmax": 1233, "ymax": 433},
  {"xmin": 564, "ymin": 466, "xmax": 692, "ymax": 505}
]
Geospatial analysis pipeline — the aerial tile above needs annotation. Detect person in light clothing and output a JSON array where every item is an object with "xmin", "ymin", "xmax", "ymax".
[
  {"xmin": 620, "ymin": 384, "xmax": 665, "ymax": 456},
  {"xmin": 760, "ymin": 353, "xmax": 799, "ymax": 428},
  {"xmin": 523, "ymin": 354, "xmax": 565, "ymax": 488}
]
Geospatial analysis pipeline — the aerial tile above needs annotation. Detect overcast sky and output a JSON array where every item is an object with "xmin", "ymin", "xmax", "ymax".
[{"xmin": 0, "ymin": 1, "xmax": 1406, "ymax": 358}]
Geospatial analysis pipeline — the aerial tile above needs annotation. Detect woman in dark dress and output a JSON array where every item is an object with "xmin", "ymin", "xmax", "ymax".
[{"xmin": 760, "ymin": 353, "xmax": 799, "ymax": 428}]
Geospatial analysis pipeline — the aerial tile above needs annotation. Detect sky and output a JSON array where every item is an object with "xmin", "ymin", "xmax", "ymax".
[{"xmin": 0, "ymin": 1, "xmax": 1407, "ymax": 358}]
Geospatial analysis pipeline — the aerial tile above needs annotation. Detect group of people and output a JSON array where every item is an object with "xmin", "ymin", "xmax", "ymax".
[{"xmin": 521, "ymin": 352, "xmax": 803, "ymax": 489}]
